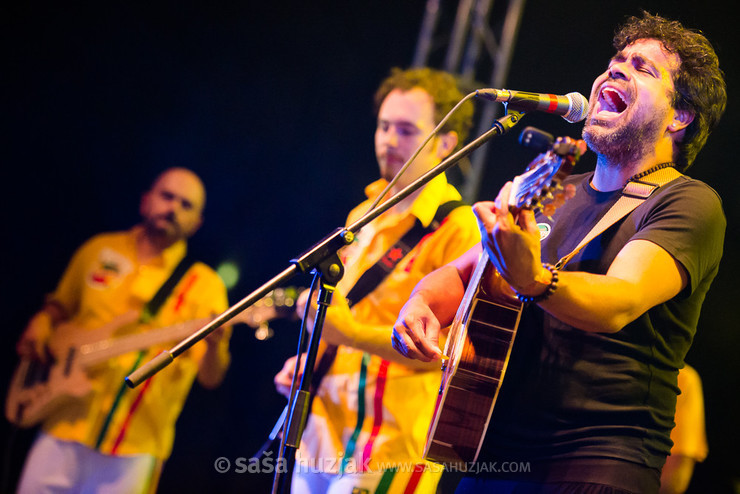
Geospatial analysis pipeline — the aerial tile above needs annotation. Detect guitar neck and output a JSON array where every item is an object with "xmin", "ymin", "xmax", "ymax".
[
  {"xmin": 76, "ymin": 318, "xmax": 212, "ymax": 367},
  {"xmin": 462, "ymin": 249, "xmax": 492, "ymax": 310},
  {"xmin": 445, "ymin": 249, "xmax": 490, "ymax": 353}
]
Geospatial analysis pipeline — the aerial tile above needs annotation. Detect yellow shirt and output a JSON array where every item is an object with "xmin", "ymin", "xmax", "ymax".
[
  {"xmin": 669, "ymin": 365, "xmax": 708, "ymax": 462},
  {"xmin": 298, "ymin": 174, "xmax": 480, "ymax": 474},
  {"xmin": 42, "ymin": 227, "xmax": 229, "ymax": 460}
]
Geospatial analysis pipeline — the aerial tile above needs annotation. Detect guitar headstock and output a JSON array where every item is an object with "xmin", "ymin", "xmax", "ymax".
[
  {"xmin": 236, "ymin": 286, "xmax": 303, "ymax": 340},
  {"xmin": 509, "ymin": 136, "xmax": 587, "ymax": 213}
]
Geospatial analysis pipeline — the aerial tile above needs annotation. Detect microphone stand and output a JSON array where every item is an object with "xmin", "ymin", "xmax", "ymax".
[
  {"xmin": 271, "ymin": 256, "xmax": 341, "ymax": 494},
  {"xmin": 125, "ymin": 109, "xmax": 525, "ymax": 493}
]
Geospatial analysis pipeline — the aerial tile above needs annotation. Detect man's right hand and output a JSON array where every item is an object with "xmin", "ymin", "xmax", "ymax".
[
  {"xmin": 274, "ymin": 354, "xmax": 306, "ymax": 398},
  {"xmin": 16, "ymin": 311, "xmax": 54, "ymax": 362},
  {"xmin": 392, "ymin": 294, "xmax": 444, "ymax": 362}
]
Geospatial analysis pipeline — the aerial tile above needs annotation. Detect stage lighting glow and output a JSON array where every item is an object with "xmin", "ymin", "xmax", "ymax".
[{"xmin": 216, "ymin": 260, "xmax": 240, "ymax": 290}]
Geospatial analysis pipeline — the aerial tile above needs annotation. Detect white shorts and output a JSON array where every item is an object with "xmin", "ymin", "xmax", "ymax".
[
  {"xmin": 16, "ymin": 432, "xmax": 160, "ymax": 494},
  {"xmin": 291, "ymin": 464, "xmax": 441, "ymax": 493}
]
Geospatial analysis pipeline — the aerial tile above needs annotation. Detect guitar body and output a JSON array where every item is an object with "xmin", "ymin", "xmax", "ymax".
[
  {"xmin": 7, "ymin": 354, "xmax": 93, "ymax": 428},
  {"xmin": 423, "ymin": 135, "xmax": 587, "ymax": 465},
  {"xmin": 425, "ymin": 256, "xmax": 522, "ymax": 464}
]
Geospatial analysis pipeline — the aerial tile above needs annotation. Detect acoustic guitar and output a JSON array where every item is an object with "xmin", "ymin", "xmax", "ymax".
[{"xmin": 424, "ymin": 136, "xmax": 587, "ymax": 465}]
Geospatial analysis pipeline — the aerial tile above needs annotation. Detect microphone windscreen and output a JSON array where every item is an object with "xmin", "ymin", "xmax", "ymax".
[{"xmin": 564, "ymin": 92, "xmax": 589, "ymax": 123}]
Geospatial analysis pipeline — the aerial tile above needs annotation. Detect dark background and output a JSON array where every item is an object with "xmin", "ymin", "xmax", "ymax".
[{"xmin": 1, "ymin": 1, "xmax": 737, "ymax": 493}]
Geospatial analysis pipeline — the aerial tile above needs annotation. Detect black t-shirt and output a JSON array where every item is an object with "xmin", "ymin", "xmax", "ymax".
[{"xmin": 479, "ymin": 171, "xmax": 725, "ymax": 475}]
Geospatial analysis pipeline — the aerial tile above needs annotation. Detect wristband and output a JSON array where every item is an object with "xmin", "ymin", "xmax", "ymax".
[{"xmin": 516, "ymin": 263, "xmax": 559, "ymax": 304}]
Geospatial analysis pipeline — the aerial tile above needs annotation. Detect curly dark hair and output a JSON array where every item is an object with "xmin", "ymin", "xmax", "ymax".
[
  {"xmin": 613, "ymin": 11, "xmax": 726, "ymax": 171},
  {"xmin": 373, "ymin": 67, "xmax": 474, "ymax": 150}
]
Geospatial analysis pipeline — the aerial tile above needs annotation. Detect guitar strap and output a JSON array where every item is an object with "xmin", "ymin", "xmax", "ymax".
[
  {"xmin": 95, "ymin": 254, "xmax": 196, "ymax": 450},
  {"xmin": 140, "ymin": 255, "xmax": 197, "ymax": 322},
  {"xmin": 314, "ymin": 199, "xmax": 466, "ymax": 384},
  {"xmin": 556, "ymin": 166, "xmax": 683, "ymax": 269},
  {"xmin": 344, "ymin": 200, "xmax": 466, "ymax": 307}
]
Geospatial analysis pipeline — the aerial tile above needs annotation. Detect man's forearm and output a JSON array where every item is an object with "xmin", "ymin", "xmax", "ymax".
[{"xmin": 198, "ymin": 340, "xmax": 231, "ymax": 388}]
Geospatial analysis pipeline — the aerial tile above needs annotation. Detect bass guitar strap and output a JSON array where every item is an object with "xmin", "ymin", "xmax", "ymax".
[{"xmin": 141, "ymin": 256, "xmax": 197, "ymax": 322}]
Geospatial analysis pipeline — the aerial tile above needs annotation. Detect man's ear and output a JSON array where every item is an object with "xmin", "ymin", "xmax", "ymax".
[
  {"xmin": 669, "ymin": 108, "xmax": 694, "ymax": 134},
  {"xmin": 139, "ymin": 192, "xmax": 150, "ymax": 217},
  {"xmin": 436, "ymin": 131, "xmax": 459, "ymax": 159},
  {"xmin": 191, "ymin": 214, "xmax": 204, "ymax": 238}
]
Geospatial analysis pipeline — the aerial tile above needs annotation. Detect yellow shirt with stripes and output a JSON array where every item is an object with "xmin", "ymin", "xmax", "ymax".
[
  {"xmin": 297, "ymin": 174, "xmax": 480, "ymax": 490},
  {"xmin": 42, "ymin": 226, "xmax": 229, "ymax": 460}
]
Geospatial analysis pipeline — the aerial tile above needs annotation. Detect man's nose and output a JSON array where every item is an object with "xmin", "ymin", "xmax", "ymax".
[
  {"xmin": 383, "ymin": 126, "xmax": 399, "ymax": 147},
  {"xmin": 608, "ymin": 62, "xmax": 630, "ymax": 81}
]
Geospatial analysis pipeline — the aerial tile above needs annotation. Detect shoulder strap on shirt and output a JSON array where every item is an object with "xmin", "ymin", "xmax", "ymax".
[
  {"xmin": 140, "ymin": 256, "xmax": 197, "ymax": 322},
  {"xmin": 322, "ymin": 199, "xmax": 465, "ymax": 381},
  {"xmin": 328, "ymin": 199, "xmax": 465, "ymax": 375},
  {"xmin": 556, "ymin": 166, "xmax": 683, "ymax": 269},
  {"xmin": 344, "ymin": 199, "xmax": 466, "ymax": 308}
]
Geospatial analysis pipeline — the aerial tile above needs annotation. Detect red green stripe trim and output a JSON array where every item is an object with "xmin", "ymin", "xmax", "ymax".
[
  {"xmin": 110, "ymin": 374, "xmax": 155, "ymax": 454},
  {"xmin": 341, "ymin": 352, "xmax": 370, "ymax": 474},
  {"xmin": 374, "ymin": 464, "xmax": 426, "ymax": 494},
  {"xmin": 403, "ymin": 464, "xmax": 426, "ymax": 494},
  {"xmin": 361, "ymin": 359, "xmax": 390, "ymax": 471},
  {"xmin": 94, "ymin": 350, "xmax": 145, "ymax": 450},
  {"xmin": 173, "ymin": 273, "xmax": 198, "ymax": 313},
  {"xmin": 374, "ymin": 467, "xmax": 397, "ymax": 494}
]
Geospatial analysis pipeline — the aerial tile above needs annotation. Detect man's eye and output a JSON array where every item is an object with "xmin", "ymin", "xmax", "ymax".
[{"xmin": 397, "ymin": 126, "xmax": 417, "ymax": 136}]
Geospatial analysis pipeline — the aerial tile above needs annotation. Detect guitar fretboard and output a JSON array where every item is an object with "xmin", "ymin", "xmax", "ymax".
[{"xmin": 77, "ymin": 318, "xmax": 211, "ymax": 367}]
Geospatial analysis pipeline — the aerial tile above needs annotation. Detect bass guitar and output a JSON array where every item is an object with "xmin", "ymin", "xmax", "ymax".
[
  {"xmin": 6, "ymin": 287, "xmax": 300, "ymax": 428},
  {"xmin": 6, "ymin": 312, "xmax": 210, "ymax": 427}
]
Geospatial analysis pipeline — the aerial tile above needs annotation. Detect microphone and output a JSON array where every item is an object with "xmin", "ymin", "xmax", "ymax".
[{"xmin": 476, "ymin": 89, "xmax": 589, "ymax": 123}]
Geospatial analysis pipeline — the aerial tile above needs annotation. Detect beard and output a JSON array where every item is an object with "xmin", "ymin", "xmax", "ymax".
[
  {"xmin": 143, "ymin": 212, "xmax": 182, "ymax": 243},
  {"xmin": 378, "ymin": 152, "xmax": 406, "ymax": 183},
  {"xmin": 583, "ymin": 106, "xmax": 668, "ymax": 168}
]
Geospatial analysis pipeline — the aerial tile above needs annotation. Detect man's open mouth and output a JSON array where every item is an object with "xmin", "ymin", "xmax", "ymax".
[{"xmin": 598, "ymin": 87, "xmax": 629, "ymax": 114}]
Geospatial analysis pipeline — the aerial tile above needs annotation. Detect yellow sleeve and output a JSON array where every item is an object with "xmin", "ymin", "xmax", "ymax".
[
  {"xmin": 47, "ymin": 235, "xmax": 105, "ymax": 317},
  {"xmin": 669, "ymin": 365, "xmax": 708, "ymax": 462},
  {"xmin": 322, "ymin": 204, "xmax": 479, "ymax": 361}
]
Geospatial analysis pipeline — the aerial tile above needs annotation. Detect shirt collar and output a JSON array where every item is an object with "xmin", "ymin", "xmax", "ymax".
[
  {"xmin": 130, "ymin": 225, "xmax": 188, "ymax": 269},
  {"xmin": 363, "ymin": 173, "xmax": 450, "ymax": 228}
]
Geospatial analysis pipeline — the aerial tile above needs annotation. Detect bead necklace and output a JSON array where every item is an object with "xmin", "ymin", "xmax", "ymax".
[{"xmin": 625, "ymin": 162, "xmax": 675, "ymax": 186}]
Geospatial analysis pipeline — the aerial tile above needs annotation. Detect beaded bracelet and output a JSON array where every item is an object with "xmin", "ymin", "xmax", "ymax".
[{"xmin": 516, "ymin": 263, "xmax": 559, "ymax": 304}]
